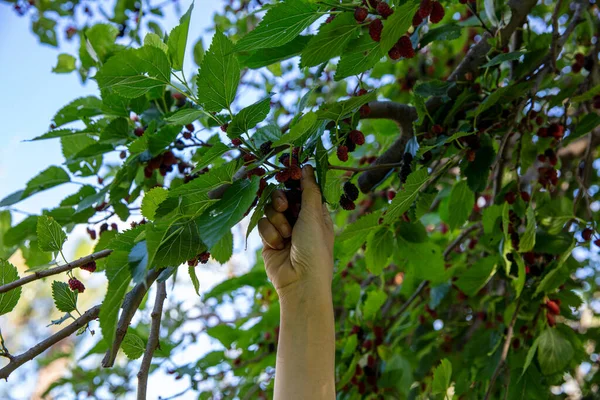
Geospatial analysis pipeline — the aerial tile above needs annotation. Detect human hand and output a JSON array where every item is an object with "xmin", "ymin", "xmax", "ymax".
[{"xmin": 258, "ymin": 165, "xmax": 334, "ymax": 296}]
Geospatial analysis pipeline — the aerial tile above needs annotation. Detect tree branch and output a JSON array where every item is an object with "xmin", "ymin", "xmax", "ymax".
[
  {"xmin": 357, "ymin": 0, "xmax": 538, "ymax": 193},
  {"xmin": 483, "ymin": 297, "xmax": 521, "ymax": 400},
  {"xmin": 0, "ymin": 305, "xmax": 100, "ymax": 381},
  {"xmin": 0, "ymin": 249, "xmax": 113, "ymax": 294},
  {"xmin": 101, "ymin": 268, "xmax": 162, "ymax": 368},
  {"xmin": 137, "ymin": 282, "xmax": 167, "ymax": 400}
]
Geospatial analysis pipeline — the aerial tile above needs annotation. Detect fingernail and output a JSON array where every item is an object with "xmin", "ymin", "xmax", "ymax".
[{"xmin": 281, "ymin": 225, "xmax": 291, "ymax": 238}]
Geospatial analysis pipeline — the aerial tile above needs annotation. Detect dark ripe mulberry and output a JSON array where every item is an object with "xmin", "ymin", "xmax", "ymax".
[
  {"xmin": 343, "ymin": 182, "xmax": 360, "ymax": 201},
  {"xmin": 289, "ymin": 165, "xmax": 302, "ymax": 180},
  {"xmin": 100, "ymin": 223, "xmax": 109, "ymax": 234},
  {"xmin": 376, "ymin": 2, "xmax": 393, "ymax": 18},
  {"xmin": 185, "ymin": 123, "xmax": 195, "ymax": 132},
  {"xmin": 260, "ymin": 140, "xmax": 273, "ymax": 155},
  {"xmin": 504, "ymin": 191, "xmax": 516, "ymax": 204},
  {"xmin": 134, "ymin": 127, "xmax": 145, "ymax": 137},
  {"xmin": 520, "ymin": 191, "xmax": 530, "ymax": 202},
  {"xmin": 466, "ymin": 149, "xmax": 476, "ymax": 162},
  {"xmin": 418, "ymin": 0, "xmax": 433, "ymax": 18},
  {"xmin": 574, "ymin": 53, "xmax": 585, "ymax": 65},
  {"xmin": 429, "ymin": 1, "xmax": 444, "ymax": 23},
  {"xmin": 279, "ymin": 153, "xmax": 291, "ymax": 167},
  {"xmin": 572, "ymin": 63, "xmax": 582, "ymax": 73},
  {"xmin": 337, "ymin": 146, "xmax": 349, "ymax": 162},
  {"xmin": 389, "ymin": 46, "xmax": 402, "ymax": 60},
  {"xmin": 582, "ymin": 228, "xmax": 593, "ymax": 241},
  {"xmin": 198, "ymin": 251, "xmax": 210, "ymax": 264},
  {"xmin": 120, "ymin": 150, "xmax": 127, "ymax": 159},
  {"xmin": 247, "ymin": 167, "xmax": 266, "ymax": 178},
  {"xmin": 81, "ymin": 261, "xmax": 97, "ymax": 273},
  {"xmin": 354, "ymin": 7, "xmax": 368, "ymax": 22},
  {"xmin": 220, "ymin": 123, "xmax": 229, "ymax": 133},
  {"xmin": 339, "ymin": 195, "xmax": 356, "ymax": 210},
  {"xmin": 345, "ymin": 137, "xmax": 357, "ymax": 152},
  {"xmin": 243, "ymin": 153, "xmax": 257, "ymax": 163},
  {"xmin": 86, "ymin": 228, "xmax": 97, "ymax": 241},
  {"xmin": 231, "ymin": 138, "xmax": 242, "ymax": 146},
  {"xmin": 275, "ymin": 169, "xmax": 291, "ymax": 183},
  {"xmin": 183, "ymin": 131, "xmax": 192, "ymax": 140},
  {"xmin": 403, "ymin": 153, "xmax": 413, "ymax": 163},
  {"xmin": 431, "ymin": 124, "xmax": 444, "ymax": 135},
  {"xmin": 369, "ymin": 19, "xmax": 383, "ymax": 42},
  {"xmin": 412, "ymin": 11, "xmax": 424, "ymax": 27},
  {"xmin": 162, "ymin": 150, "xmax": 177, "ymax": 166},
  {"xmin": 188, "ymin": 258, "xmax": 198, "ymax": 267},
  {"xmin": 68, "ymin": 277, "xmax": 85, "ymax": 293},
  {"xmin": 396, "ymin": 36, "xmax": 415, "ymax": 59}
]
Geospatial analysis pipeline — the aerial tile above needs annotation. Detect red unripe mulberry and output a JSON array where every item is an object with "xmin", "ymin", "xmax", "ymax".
[
  {"xmin": 546, "ymin": 300, "xmax": 560, "ymax": 315},
  {"xmin": 429, "ymin": 1, "xmax": 444, "ymax": 23},
  {"xmin": 68, "ymin": 277, "xmax": 85, "ymax": 293},
  {"xmin": 546, "ymin": 312, "xmax": 556, "ymax": 327},
  {"xmin": 198, "ymin": 251, "xmax": 210, "ymax": 264},
  {"xmin": 290, "ymin": 165, "xmax": 302, "ymax": 180},
  {"xmin": 275, "ymin": 169, "xmax": 291, "ymax": 183}
]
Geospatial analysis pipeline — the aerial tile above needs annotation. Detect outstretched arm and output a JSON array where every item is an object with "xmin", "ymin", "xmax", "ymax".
[{"xmin": 258, "ymin": 165, "xmax": 336, "ymax": 400}]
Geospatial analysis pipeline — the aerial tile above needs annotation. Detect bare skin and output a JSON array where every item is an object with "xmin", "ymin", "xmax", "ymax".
[{"xmin": 258, "ymin": 165, "xmax": 336, "ymax": 400}]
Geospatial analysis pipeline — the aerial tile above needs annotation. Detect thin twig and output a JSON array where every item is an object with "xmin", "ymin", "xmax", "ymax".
[
  {"xmin": 137, "ymin": 282, "xmax": 167, "ymax": 400},
  {"xmin": 102, "ymin": 268, "xmax": 162, "ymax": 368},
  {"xmin": 0, "ymin": 305, "xmax": 100, "ymax": 380},
  {"xmin": 0, "ymin": 249, "xmax": 113, "ymax": 294},
  {"xmin": 483, "ymin": 297, "xmax": 521, "ymax": 400},
  {"xmin": 329, "ymin": 162, "xmax": 405, "ymax": 173},
  {"xmin": 442, "ymin": 223, "xmax": 483, "ymax": 259}
]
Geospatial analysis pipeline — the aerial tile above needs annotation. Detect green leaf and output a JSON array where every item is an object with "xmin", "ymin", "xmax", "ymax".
[
  {"xmin": 234, "ymin": 0, "xmax": 319, "ymax": 52},
  {"xmin": 476, "ymin": 82, "xmax": 531, "ymax": 119},
  {"xmin": 431, "ymin": 359, "xmax": 452, "ymax": 394},
  {"xmin": 50, "ymin": 96, "xmax": 104, "ymax": 128},
  {"xmin": 415, "ymin": 192, "xmax": 436, "ymax": 219},
  {"xmin": 480, "ymin": 51, "xmax": 526, "ymax": 68},
  {"xmin": 343, "ymin": 282, "xmax": 361, "ymax": 309},
  {"xmin": 96, "ymin": 46, "xmax": 171, "ymax": 98},
  {"xmin": 193, "ymin": 38, "xmax": 204, "ymax": 66},
  {"xmin": 247, "ymin": 184, "xmax": 276, "ymax": 242},
  {"xmin": 203, "ymin": 270, "xmax": 268, "ymax": 300},
  {"xmin": 335, "ymin": 35, "xmax": 383, "ymax": 80},
  {"xmin": 520, "ymin": 204, "xmax": 536, "ymax": 252},
  {"xmin": 414, "ymin": 80, "xmax": 455, "ymax": 98},
  {"xmin": 419, "ymin": 24, "xmax": 462, "ymax": 47},
  {"xmin": 189, "ymin": 266, "xmax": 201, "ymax": 296},
  {"xmin": 211, "ymin": 231, "xmax": 233, "ymax": 264},
  {"xmin": 252, "ymin": 124, "xmax": 282, "ymax": 147},
  {"xmin": 572, "ymin": 83, "xmax": 600, "ymax": 102},
  {"xmin": 315, "ymin": 137, "xmax": 328, "ymax": 200},
  {"xmin": 141, "ymin": 187, "xmax": 168, "ymax": 220},
  {"xmin": 363, "ymin": 289, "xmax": 388, "ymax": 320},
  {"xmin": 484, "ymin": 0, "xmax": 499, "ymax": 27},
  {"xmin": 146, "ymin": 219, "xmax": 205, "ymax": 268},
  {"xmin": 227, "ymin": 96, "xmax": 271, "ymax": 138},
  {"xmin": 316, "ymin": 91, "xmax": 377, "ymax": 121},
  {"xmin": 52, "ymin": 54, "xmax": 76, "ymax": 74},
  {"xmin": 342, "ymin": 334, "xmax": 358, "ymax": 359},
  {"xmin": 339, "ymin": 212, "xmax": 381, "ymax": 255},
  {"xmin": 26, "ymin": 166, "xmax": 71, "ymax": 198},
  {"xmin": 454, "ymin": 257, "xmax": 496, "ymax": 296},
  {"xmin": 3, "ymin": 216, "xmax": 38, "ymax": 246},
  {"xmin": 513, "ymin": 252, "xmax": 526, "ymax": 298},
  {"xmin": 197, "ymin": 177, "xmax": 260, "ymax": 248},
  {"xmin": 534, "ymin": 241, "xmax": 576, "ymax": 296},
  {"xmin": 196, "ymin": 30, "xmax": 240, "ymax": 112},
  {"xmin": 51, "ymin": 281, "xmax": 77, "ymax": 313},
  {"xmin": 193, "ymin": 143, "xmax": 230, "ymax": 172},
  {"xmin": 324, "ymin": 170, "xmax": 344, "ymax": 206},
  {"xmin": 300, "ymin": 13, "xmax": 361, "ymax": 68},
  {"xmin": 100, "ymin": 118, "xmax": 129, "ymax": 143},
  {"xmin": 384, "ymin": 168, "xmax": 429, "ymax": 224},
  {"xmin": 463, "ymin": 145, "xmax": 495, "ymax": 193},
  {"xmin": 242, "ymin": 35, "xmax": 311, "ymax": 69},
  {"xmin": 273, "ymin": 112, "xmax": 318, "ymax": 146},
  {"xmin": 537, "ymin": 328, "xmax": 574, "ymax": 375},
  {"xmin": 128, "ymin": 241, "xmax": 149, "ymax": 284},
  {"xmin": 446, "ymin": 180, "xmax": 474, "ymax": 230},
  {"xmin": 380, "ymin": 0, "xmax": 420, "ymax": 51},
  {"xmin": 165, "ymin": 109, "xmax": 205, "ymax": 125},
  {"xmin": 521, "ymin": 337, "xmax": 540, "ymax": 377},
  {"xmin": 401, "ymin": 239, "xmax": 446, "ymax": 284},
  {"xmin": 569, "ymin": 113, "xmax": 600, "ymax": 142},
  {"xmin": 122, "ymin": 331, "xmax": 145, "ymax": 360},
  {"xmin": 80, "ymin": 24, "xmax": 119, "ymax": 67},
  {"xmin": 144, "ymin": 33, "xmax": 168, "ymax": 53},
  {"xmin": 365, "ymin": 227, "xmax": 394, "ymax": 275},
  {"xmin": 100, "ymin": 243, "xmax": 134, "ymax": 347},
  {"xmin": 167, "ymin": 3, "xmax": 194, "ymax": 70},
  {"xmin": 206, "ymin": 324, "xmax": 238, "ymax": 348},
  {"xmin": 37, "ymin": 216, "xmax": 67, "ymax": 252},
  {"xmin": 0, "ymin": 260, "xmax": 21, "ymax": 316}
]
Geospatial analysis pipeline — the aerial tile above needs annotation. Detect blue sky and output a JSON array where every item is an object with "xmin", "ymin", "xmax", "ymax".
[{"xmin": 0, "ymin": 2, "xmax": 260, "ymax": 399}]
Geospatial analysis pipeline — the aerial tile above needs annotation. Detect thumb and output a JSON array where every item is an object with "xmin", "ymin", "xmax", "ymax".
[{"xmin": 300, "ymin": 165, "xmax": 323, "ymax": 213}]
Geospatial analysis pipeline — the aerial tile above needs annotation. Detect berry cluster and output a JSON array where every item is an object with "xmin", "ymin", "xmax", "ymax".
[
  {"xmin": 144, "ymin": 150, "xmax": 180, "ymax": 178},
  {"xmin": 340, "ymin": 324, "xmax": 385, "ymax": 395},
  {"xmin": 571, "ymin": 52, "xmax": 593, "ymax": 74},
  {"xmin": 339, "ymin": 182, "xmax": 359, "ymax": 210},
  {"xmin": 68, "ymin": 277, "xmax": 85, "ymax": 293},
  {"xmin": 188, "ymin": 251, "xmax": 211, "ymax": 267},
  {"xmin": 80, "ymin": 260, "xmax": 97, "ymax": 273},
  {"xmin": 336, "ymin": 129, "xmax": 366, "ymax": 162},
  {"xmin": 388, "ymin": 35, "xmax": 415, "ymax": 60}
]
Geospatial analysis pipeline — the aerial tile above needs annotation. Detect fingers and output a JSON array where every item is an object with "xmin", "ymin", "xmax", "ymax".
[
  {"xmin": 258, "ymin": 218, "xmax": 285, "ymax": 250},
  {"xmin": 300, "ymin": 165, "xmax": 323, "ymax": 212},
  {"xmin": 270, "ymin": 190, "xmax": 288, "ymax": 213},
  {"xmin": 265, "ymin": 204, "xmax": 292, "ymax": 238}
]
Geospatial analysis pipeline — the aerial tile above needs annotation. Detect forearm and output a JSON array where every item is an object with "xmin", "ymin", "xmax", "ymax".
[{"xmin": 274, "ymin": 280, "xmax": 335, "ymax": 400}]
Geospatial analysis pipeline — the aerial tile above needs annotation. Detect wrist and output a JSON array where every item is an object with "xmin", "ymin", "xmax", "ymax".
[{"xmin": 278, "ymin": 278, "xmax": 332, "ymax": 312}]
